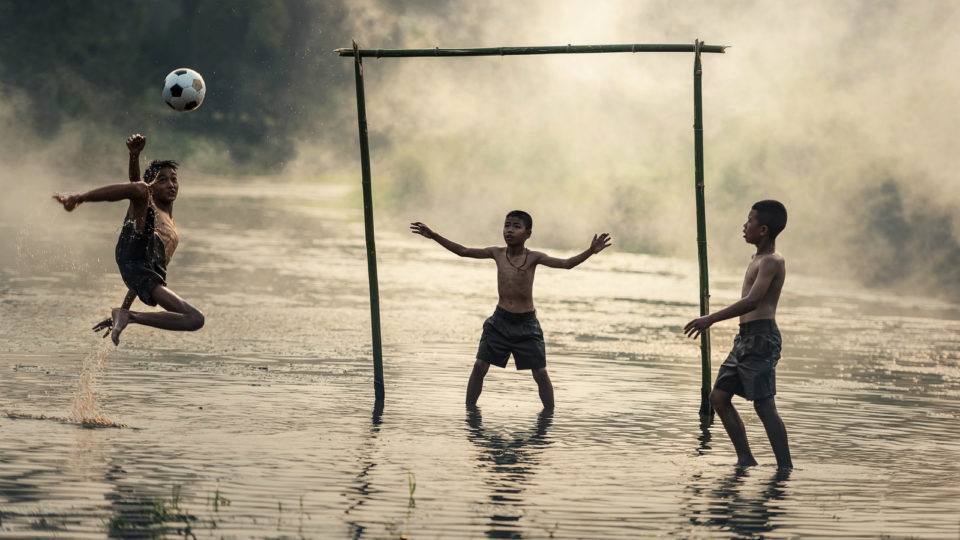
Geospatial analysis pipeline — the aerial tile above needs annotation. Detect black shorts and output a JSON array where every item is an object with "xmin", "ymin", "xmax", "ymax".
[
  {"xmin": 476, "ymin": 306, "xmax": 546, "ymax": 370},
  {"xmin": 117, "ymin": 260, "xmax": 167, "ymax": 307},
  {"xmin": 714, "ymin": 319, "xmax": 781, "ymax": 401}
]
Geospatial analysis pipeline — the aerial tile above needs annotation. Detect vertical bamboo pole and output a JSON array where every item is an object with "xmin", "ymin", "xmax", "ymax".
[
  {"xmin": 693, "ymin": 40, "xmax": 713, "ymax": 420},
  {"xmin": 352, "ymin": 40, "xmax": 385, "ymax": 404}
]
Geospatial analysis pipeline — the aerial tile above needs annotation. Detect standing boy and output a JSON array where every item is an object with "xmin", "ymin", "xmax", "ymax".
[
  {"xmin": 684, "ymin": 200, "xmax": 792, "ymax": 470},
  {"xmin": 411, "ymin": 211, "xmax": 611, "ymax": 409},
  {"xmin": 53, "ymin": 135, "xmax": 204, "ymax": 345}
]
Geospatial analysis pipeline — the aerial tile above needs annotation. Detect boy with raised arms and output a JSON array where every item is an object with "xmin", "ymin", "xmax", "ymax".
[
  {"xmin": 53, "ymin": 134, "xmax": 204, "ymax": 345},
  {"xmin": 411, "ymin": 210, "xmax": 611, "ymax": 409}
]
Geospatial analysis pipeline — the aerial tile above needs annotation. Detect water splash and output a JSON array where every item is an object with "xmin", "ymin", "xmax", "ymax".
[
  {"xmin": 5, "ymin": 411, "xmax": 125, "ymax": 429},
  {"xmin": 69, "ymin": 340, "xmax": 123, "ymax": 427}
]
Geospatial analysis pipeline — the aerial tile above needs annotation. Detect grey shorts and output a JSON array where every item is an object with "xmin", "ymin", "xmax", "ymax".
[
  {"xmin": 476, "ymin": 306, "xmax": 546, "ymax": 370},
  {"xmin": 714, "ymin": 319, "xmax": 781, "ymax": 401}
]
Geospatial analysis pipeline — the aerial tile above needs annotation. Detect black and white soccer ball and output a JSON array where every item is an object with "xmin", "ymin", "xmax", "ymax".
[{"xmin": 162, "ymin": 68, "xmax": 206, "ymax": 112}]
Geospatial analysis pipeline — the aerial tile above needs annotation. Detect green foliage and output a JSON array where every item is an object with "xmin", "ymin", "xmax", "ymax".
[
  {"xmin": 853, "ymin": 179, "xmax": 960, "ymax": 295},
  {"xmin": 106, "ymin": 484, "xmax": 197, "ymax": 539},
  {"xmin": 0, "ymin": 0, "xmax": 349, "ymax": 171}
]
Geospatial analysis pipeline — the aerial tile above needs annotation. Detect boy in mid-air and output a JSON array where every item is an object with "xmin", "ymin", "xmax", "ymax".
[
  {"xmin": 684, "ymin": 200, "xmax": 792, "ymax": 471},
  {"xmin": 53, "ymin": 134, "xmax": 204, "ymax": 345},
  {"xmin": 411, "ymin": 211, "xmax": 611, "ymax": 409}
]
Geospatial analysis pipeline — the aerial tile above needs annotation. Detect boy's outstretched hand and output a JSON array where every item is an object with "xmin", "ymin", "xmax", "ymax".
[
  {"xmin": 684, "ymin": 315, "xmax": 713, "ymax": 339},
  {"xmin": 590, "ymin": 233, "xmax": 612, "ymax": 254},
  {"xmin": 126, "ymin": 133, "xmax": 146, "ymax": 154},
  {"xmin": 52, "ymin": 193, "xmax": 81, "ymax": 211},
  {"xmin": 410, "ymin": 221, "xmax": 436, "ymax": 239}
]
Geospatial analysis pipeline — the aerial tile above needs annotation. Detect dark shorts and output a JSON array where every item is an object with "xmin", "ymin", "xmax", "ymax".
[
  {"xmin": 714, "ymin": 319, "xmax": 781, "ymax": 401},
  {"xmin": 118, "ymin": 260, "xmax": 167, "ymax": 307},
  {"xmin": 476, "ymin": 306, "xmax": 547, "ymax": 370}
]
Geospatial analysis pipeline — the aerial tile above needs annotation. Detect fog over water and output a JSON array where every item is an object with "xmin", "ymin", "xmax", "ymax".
[
  {"xmin": 334, "ymin": 0, "xmax": 960, "ymax": 298},
  {"xmin": 2, "ymin": 0, "xmax": 958, "ymax": 299}
]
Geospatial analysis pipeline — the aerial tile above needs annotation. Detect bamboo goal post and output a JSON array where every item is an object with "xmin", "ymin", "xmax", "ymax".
[{"xmin": 339, "ymin": 40, "xmax": 726, "ymax": 416}]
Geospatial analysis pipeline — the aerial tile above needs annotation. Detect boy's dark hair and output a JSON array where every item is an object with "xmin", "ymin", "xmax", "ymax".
[
  {"xmin": 143, "ymin": 160, "xmax": 179, "ymax": 184},
  {"xmin": 751, "ymin": 200, "xmax": 787, "ymax": 238},
  {"xmin": 506, "ymin": 210, "xmax": 532, "ymax": 230}
]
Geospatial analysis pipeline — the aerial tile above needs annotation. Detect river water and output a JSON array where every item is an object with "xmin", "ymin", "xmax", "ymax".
[{"xmin": 1, "ymin": 179, "xmax": 959, "ymax": 538}]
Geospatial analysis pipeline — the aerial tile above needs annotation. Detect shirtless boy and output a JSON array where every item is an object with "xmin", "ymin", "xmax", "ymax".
[
  {"xmin": 53, "ymin": 134, "xmax": 204, "ymax": 345},
  {"xmin": 684, "ymin": 200, "xmax": 791, "ymax": 470},
  {"xmin": 411, "ymin": 211, "xmax": 611, "ymax": 409}
]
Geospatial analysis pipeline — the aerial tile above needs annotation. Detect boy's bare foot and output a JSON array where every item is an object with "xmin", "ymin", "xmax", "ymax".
[{"xmin": 110, "ymin": 308, "xmax": 131, "ymax": 345}]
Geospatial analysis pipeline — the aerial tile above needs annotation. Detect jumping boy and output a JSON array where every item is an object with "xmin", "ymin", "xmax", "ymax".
[
  {"xmin": 53, "ymin": 134, "xmax": 204, "ymax": 345},
  {"xmin": 683, "ymin": 200, "xmax": 792, "ymax": 471},
  {"xmin": 411, "ymin": 211, "xmax": 611, "ymax": 409},
  {"xmin": 89, "ymin": 133, "xmax": 148, "ymax": 337}
]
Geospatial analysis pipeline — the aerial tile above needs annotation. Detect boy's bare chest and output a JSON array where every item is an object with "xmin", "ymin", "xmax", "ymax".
[
  {"xmin": 153, "ymin": 210, "xmax": 179, "ymax": 260},
  {"xmin": 495, "ymin": 254, "xmax": 536, "ymax": 292},
  {"xmin": 741, "ymin": 260, "xmax": 761, "ymax": 294}
]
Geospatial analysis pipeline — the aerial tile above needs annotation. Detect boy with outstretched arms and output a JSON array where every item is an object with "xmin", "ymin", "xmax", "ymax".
[
  {"xmin": 90, "ymin": 134, "xmax": 147, "ymax": 335},
  {"xmin": 411, "ymin": 211, "xmax": 611, "ymax": 409},
  {"xmin": 684, "ymin": 200, "xmax": 792, "ymax": 470},
  {"xmin": 53, "ymin": 134, "xmax": 204, "ymax": 345}
]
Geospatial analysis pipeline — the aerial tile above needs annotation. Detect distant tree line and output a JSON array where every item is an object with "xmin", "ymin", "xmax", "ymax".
[{"xmin": 0, "ymin": 0, "xmax": 349, "ymax": 170}]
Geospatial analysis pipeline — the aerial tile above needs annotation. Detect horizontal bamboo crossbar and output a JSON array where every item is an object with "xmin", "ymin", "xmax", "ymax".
[{"xmin": 336, "ymin": 43, "xmax": 727, "ymax": 58}]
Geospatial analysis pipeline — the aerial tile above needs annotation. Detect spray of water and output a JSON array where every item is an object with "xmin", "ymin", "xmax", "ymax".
[
  {"xmin": 6, "ymin": 342, "xmax": 125, "ymax": 427},
  {"xmin": 69, "ymin": 340, "xmax": 123, "ymax": 428}
]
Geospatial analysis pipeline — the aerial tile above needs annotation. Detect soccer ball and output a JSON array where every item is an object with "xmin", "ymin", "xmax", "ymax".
[{"xmin": 162, "ymin": 68, "xmax": 206, "ymax": 112}]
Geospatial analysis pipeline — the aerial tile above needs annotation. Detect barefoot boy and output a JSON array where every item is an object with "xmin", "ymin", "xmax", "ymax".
[
  {"xmin": 53, "ymin": 135, "xmax": 204, "ymax": 345},
  {"xmin": 411, "ymin": 211, "xmax": 611, "ymax": 409},
  {"xmin": 90, "ymin": 133, "xmax": 148, "ymax": 336},
  {"xmin": 684, "ymin": 200, "xmax": 791, "ymax": 470}
]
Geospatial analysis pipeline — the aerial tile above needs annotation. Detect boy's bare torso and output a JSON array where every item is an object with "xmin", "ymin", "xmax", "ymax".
[
  {"xmin": 740, "ymin": 251, "xmax": 785, "ymax": 323},
  {"xmin": 127, "ymin": 194, "xmax": 179, "ymax": 265},
  {"xmin": 492, "ymin": 247, "xmax": 538, "ymax": 313},
  {"xmin": 152, "ymin": 207, "xmax": 179, "ymax": 264}
]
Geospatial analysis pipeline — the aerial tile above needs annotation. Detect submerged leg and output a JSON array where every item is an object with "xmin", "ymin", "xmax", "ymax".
[
  {"xmin": 710, "ymin": 388, "xmax": 757, "ymax": 467},
  {"xmin": 112, "ymin": 285, "xmax": 204, "ymax": 345},
  {"xmin": 532, "ymin": 367, "xmax": 554, "ymax": 410},
  {"xmin": 754, "ymin": 396, "xmax": 793, "ymax": 471},
  {"xmin": 466, "ymin": 359, "xmax": 491, "ymax": 407}
]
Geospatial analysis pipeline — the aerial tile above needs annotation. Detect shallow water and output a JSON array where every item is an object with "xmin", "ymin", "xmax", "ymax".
[{"xmin": 2, "ymin": 179, "xmax": 960, "ymax": 538}]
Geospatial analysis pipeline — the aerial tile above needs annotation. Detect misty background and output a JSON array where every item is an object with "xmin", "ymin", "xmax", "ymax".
[{"xmin": 2, "ymin": 0, "xmax": 959, "ymax": 300}]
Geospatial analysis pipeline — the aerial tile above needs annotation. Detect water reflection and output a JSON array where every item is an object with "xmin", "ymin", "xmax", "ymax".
[
  {"xmin": 465, "ymin": 407, "xmax": 553, "ymax": 539},
  {"xmin": 684, "ymin": 467, "xmax": 791, "ymax": 538},
  {"xmin": 696, "ymin": 418, "xmax": 713, "ymax": 456},
  {"xmin": 345, "ymin": 402, "xmax": 384, "ymax": 540}
]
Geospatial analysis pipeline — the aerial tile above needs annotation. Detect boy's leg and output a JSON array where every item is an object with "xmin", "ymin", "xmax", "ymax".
[
  {"xmin": 466, "ymin": 359, "xmax": 491, "ymax": 407},
  {"xmin": 111, "ymin": 284, "xmax": 204, "ymax": 344},
  {"xmin": 754, "ymin": 396, "xmax": 792, "ymax": 470},
  {"xmin": 710, "ymin": 388, "xmax": 757, "ymax": 467},
  {"xmin": 531, "ymin": 367, "xmax": 554, "ymax": 410}
]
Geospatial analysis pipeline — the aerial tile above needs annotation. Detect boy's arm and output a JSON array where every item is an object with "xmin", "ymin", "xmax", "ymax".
[
  {"xmin": 683, "ymin": 256, "xmax": 780, "ymax": 339},
  {"xmin": 127, "ymin": 134, "xmax": 145, "ymax": 183},
  {"xmin": 534, "ymin": 233, "xmax": 612, "ymax": 269},
  {"xmin": 52, "ymin": 182, "xmax": 148, "ymax": 211},
  {"xmin": 410, "ymin": 222, "xmax": 493, "ymax": 259}
]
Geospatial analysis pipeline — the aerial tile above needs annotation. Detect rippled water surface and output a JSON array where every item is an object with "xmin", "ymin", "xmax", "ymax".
[{"xmin": 2, "ymin": 180, "xmax": 960, "ymax": 538}]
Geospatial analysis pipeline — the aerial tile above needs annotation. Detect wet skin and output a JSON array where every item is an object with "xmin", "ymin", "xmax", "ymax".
[{"xmin": 410, "ymin": 216, "xmax": 610, "ymax": 409}]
